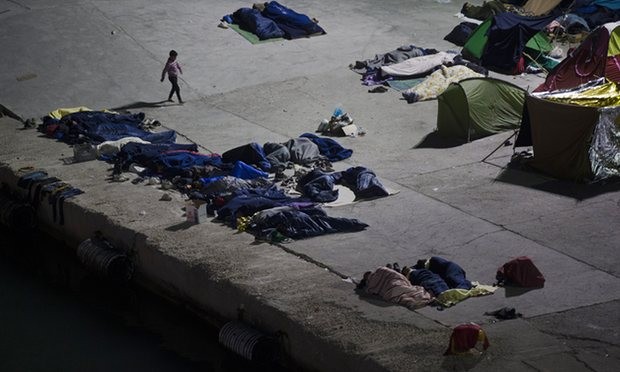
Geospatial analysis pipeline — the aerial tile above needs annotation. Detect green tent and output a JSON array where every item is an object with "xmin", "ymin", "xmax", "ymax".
[
  {"xmin": 436, "ymin": 77, "xmax": 526, "ymax": 141},
  {"xmin": 462, "ymin": 16, "xmax": 555, "ymax": 72}
]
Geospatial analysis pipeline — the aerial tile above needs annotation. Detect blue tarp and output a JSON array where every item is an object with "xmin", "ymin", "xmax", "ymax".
[
  {"xmin": 230, "ymin": 160, "xmax": 269, "ymax": 179},
  {"xmin": 409, "ymin": 256, "xmax": 472, "ymax": 296},
  {"xmin": 300, "ymin": 133, "xmax": 353, "ymax": 161},
  {"xmin": 222, "ymin": 142, "xmax": 271, "ymax": 172},
  {"xmin": 114, "ymin": 142, "xmax": 198, "ymax": 171},
  {"xmin": 217, "ymin": 186, "xmax": 310, "ymax": 226},
  {"xmin": 261, "ymin": 1, "xmax": 325, "ymax": 39},
  {"xmin": 225, "ymin": 1, "xmax": 325, "ymax": 40},
  {"xmin": 47, "ymin": 111, "xmax": 176, "ymax": 145},
  {"xmin": 232, "ymin": 7, "xmax": 285, "ymax": 40},
  {"xmin": 151, "ymin": 151, "xmax": 224, "ymax": 178},
  {"xmin": 482, "ymin": 12, "xmax": 556, "ymax": 72},
  {"xmin": 249, "ymin": 206, "xmax": 368, "ymax": 239},
  {"xmin": 591, "ymin": 0, "xmax": 620, "ymax": 10}
]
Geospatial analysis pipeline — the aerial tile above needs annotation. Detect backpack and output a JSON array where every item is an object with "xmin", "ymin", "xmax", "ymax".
[{"xmin": 496, "ymin": 256, "xmax": 545, "ymax": 288}]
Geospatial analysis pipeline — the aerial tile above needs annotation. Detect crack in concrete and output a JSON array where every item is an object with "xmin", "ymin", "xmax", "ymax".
[
  {"xmin": 572, "ymin": 354, "xmax": 599, "ymax": 372},
  {"xmin": 443, "ymin": 229, "xmax": 503, "ymax": 249},
  {"xmin": 6, "ymin": 0, "xmax": 29, "ymax": 10},
  {"xmin": 522, "ymin": 360, "xmax": 544, "ymax": 372},
  {"xmin": 537, "ymin": 328, "xmax": 619, "ymax": 348},
  {"xmin": 272, "ymin": 242, "xmax": 350, "ymax": 280},
  {"xmin": 158, "ymin": 122, "xmax": 214, "ymax": 154}
]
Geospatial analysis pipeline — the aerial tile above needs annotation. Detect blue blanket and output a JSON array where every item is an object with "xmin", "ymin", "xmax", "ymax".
[
  {"xmin": 232, "ymin": 7, "xmax": 285, "ymax": 40},
  {"xmin": 261, "ymin": 1, "xmax": 325, "ymax": 39},
  {"xmin": 47, "ymin": 111, "xmax": 176, "ymax": 145}
]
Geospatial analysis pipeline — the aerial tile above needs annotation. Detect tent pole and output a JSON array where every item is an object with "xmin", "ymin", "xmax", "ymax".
[{"xmin": 481, "ymin": 130, "xmax": 518, "ymax": 163}]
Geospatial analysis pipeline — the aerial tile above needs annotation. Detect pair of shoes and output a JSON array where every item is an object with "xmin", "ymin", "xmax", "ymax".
[
  {"xmin": 368, "ymin": 86, "xmax": 388, "ymax": 93},
  {"xmin": 179, "ymin": 100, "xmax": 184, "ymax": 104},
  {"xmin": 167, "ymin": 99, "xmax": 174, "ymax": 102}
]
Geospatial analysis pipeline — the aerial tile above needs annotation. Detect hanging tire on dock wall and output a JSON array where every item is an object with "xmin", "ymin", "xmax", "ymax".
[
  {"xmin": 0, "ymin": 194, "xmax": 36, "ymax": 232},
  {"xmin": 76, "ymin": 237, "xmax": 134, "ymax": 284},
  {"xmin": 218, "ymin": 321, "xmax": 280, "ymax": 364}
]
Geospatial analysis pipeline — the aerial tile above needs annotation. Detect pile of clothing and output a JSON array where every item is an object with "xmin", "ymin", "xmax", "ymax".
[
  {"xmin": 16, "ymin": 170, "xmax": 84, "ymax": 226},
  {"xmin": 350, "ymin": 44, "xmax": 487, "ymax": 102},
  {"xmin": 39, "ymin": 109, "xmax": 394, "ymax": 241}
]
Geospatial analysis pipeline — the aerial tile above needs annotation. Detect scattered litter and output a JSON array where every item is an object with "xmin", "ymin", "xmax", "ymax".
[
  {"xmin": 316, "ymin": 107, "xmax": 359, "ymax": 137},
  {"xmin": 139, "ymin": 210, "xmax": 146, "ymax": 216},
  {"xmin": 72, "ymin": 143, "xmax": 98, "ymax": 163},
  {"xmin": 131, "ymin": 177, "xmax": 145, "ymax": 185},
  {"xmin": 111, "ymin": 174, "xmax": 129, "ymax": 182},
  {"xmin": 186, "ymin": 200, "xmax": 209, "ymax": 223},
  {"xmin": 16, "ymin": 73, "xmax": 37, "ymax": 82},
  {"xmin": 22, "ymin": 118, "xmax": 37, "ymax": 129},
  {"xmin": 484, "ymin": 307, "xmax": 522, "ymax": 320},
  {"xmin": 147, "ymin": 176, "xmax": 161, "ymax": 185},
  {"xmin": 128, "ymin": 163, "xmax": 146, "ymax": 174},
  {"xmin": 161, "ymin": 180, "xmax": 174, "ymax": 190}
]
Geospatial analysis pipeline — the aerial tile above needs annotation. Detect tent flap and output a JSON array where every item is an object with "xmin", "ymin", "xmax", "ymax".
[{"xmin": 526, "ymin": 95, "xmax": 598, "ymax": 180}]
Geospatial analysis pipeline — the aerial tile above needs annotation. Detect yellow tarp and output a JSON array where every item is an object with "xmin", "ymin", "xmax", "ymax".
[
  {"xmin": 435, "ymin": 284, "xmax": 497, "ymax": 308},
  {"xmin": 48, "ymin": 106, "xmax": 93, "ymax": 119}
]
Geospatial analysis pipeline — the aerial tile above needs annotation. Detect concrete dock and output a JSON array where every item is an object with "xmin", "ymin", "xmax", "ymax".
[{"xmin": 1, "ymin": 0, "xmax": 619, "ymax": 371}]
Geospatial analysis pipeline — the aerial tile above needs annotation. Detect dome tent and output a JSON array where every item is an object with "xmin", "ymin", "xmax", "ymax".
[
  {"xmin": 436, "ymin": 77, "xmax": 526, "ymax": 141},
  {"xmin": 535, "ymin": 21, "xmax": 620, "ymax": 92}
]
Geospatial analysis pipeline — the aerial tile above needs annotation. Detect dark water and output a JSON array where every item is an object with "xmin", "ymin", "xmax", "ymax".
[{"xmin": 0, "ymin": 227, "xmax": 289, "ymax": 372}]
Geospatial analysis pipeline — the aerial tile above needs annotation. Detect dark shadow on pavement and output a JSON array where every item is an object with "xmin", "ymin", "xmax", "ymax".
[
  {"xmin": 354, "ymin": 288, "xmax": 399, "ymax": 308},
  {"xmin": 441, "ymin": 353, "xmax": 485, "ymax": 371},
  {"xmin": 111, "ymin": 100, "xmax": 172, "ymax": 111},
  {"xmin": 504, "ymin": 286, "xmax": 540, "ymax": 298},
  {"xmin": 165, "ymin": 220, "xmax": 196, "ymax": 231},
  {"xmin": 496, "ymin": 166, "xmax": 620, "ymax": 201},
  {"xmin": 413, "ymin": 132, "xmax": 466, "ymax": 149}
]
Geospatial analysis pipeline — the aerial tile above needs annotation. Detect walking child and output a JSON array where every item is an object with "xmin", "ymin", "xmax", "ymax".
[{"xmin": 161, "ymin": 50, "xmax": 183, "ymax": 103}]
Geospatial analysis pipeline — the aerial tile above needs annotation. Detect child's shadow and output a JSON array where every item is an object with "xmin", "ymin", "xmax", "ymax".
[{"xmin": 111, "ymin": 100, "xmax": 176, "ymax": 111}]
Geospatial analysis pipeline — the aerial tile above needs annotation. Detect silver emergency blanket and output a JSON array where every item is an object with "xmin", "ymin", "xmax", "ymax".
[{"xmin": 590, "ymin": 106, "xmax": 620, "ymax": 180}]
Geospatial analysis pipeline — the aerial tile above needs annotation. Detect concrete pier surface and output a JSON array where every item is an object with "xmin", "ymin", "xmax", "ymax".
[{"xmin": 1, "ymin": 0, "xmax": 619, "ymax": 371}]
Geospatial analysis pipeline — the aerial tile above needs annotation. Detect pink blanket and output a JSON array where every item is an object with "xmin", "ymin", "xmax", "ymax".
[{"xmin": 365, "ymin": 267, "xmax": 434, "ymax": 310}]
